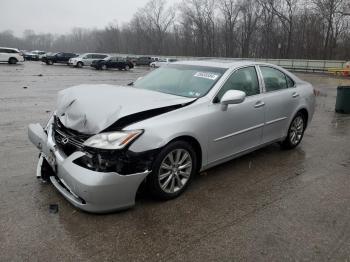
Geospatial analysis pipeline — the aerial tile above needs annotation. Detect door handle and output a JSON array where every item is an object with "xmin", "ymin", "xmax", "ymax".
[
  {"xmin": 254, "ymin": 101, "xmax": 265, "ymax": 108},
  {"xmin": 292, "ymin": 92, "xmax": 300, "ymax": 98}
]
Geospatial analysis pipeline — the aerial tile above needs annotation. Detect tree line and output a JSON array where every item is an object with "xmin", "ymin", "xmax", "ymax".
[{"xmin": 1, "ymin": 0, "xmax": 349, "ymax": 60}]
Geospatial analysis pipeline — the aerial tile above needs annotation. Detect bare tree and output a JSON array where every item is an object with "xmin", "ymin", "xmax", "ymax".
[
  {"xmin": 218, "ymin": 0, "xmax": 241, "ymax": 57},
  {"xmin": 238, "ymin": 0, "xmax": 262, "ymax": 57},
  {"xmin": 259, "ymin": 0, "xmax": 299, "ymax": 58},
  {"xmin": 132, "ymin": 0, "xmax": 175, "ymax": 54},
  {"xmin": 180, "ymin": 0, "xmax": 217, "ymax": 56},
  {"xmin": 312, "ymin": 0, "xmax": 348, "ymax": 59}
]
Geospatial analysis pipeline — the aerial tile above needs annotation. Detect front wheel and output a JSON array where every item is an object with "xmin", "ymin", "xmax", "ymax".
[
  {"xmin": 76, "ymin": 61, "xmax": 83, "ymax": 68},
  {"xmin": 9, "ymin": 58, "xmax": 18, "ymax": 64},
  {"xmin": 125, "ymin": 65, "xmax": 130, "ymax": 71},
  {"xmin": 147, "ymin": 141, "xmax": 197, "ymax": 200},
  {"xmin": 281, "ymin": 113, "xmax": 306, "ymax": 149}
]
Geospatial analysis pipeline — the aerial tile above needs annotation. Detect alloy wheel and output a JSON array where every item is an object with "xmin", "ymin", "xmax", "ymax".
[
  {"xmin": 289, "ymin": 116, "xmax": 304, "ymax": 145},
  {"xmin": 158, "ymin": 149, "xmax": 193, "ymax": 194}
]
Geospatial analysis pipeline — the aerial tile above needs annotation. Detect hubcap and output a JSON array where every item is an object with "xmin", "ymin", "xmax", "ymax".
[
  {"xmin": 289, "ymin": 116, "xmax": 304, "ymax": 145},
  {"xmin": 158, "ymin": 149, "xmax": 192, "ymax": 194}
]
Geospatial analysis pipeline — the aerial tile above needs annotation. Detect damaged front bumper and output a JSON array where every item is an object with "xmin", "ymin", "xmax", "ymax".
[{"xmin": 28, "ymin": 122, "xmax": 151, "ymax": 213}]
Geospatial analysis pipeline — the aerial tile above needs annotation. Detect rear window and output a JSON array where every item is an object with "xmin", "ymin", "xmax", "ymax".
[{"xmin": 0, "ymin": 48, "xmax": 18, "ymax": 53}]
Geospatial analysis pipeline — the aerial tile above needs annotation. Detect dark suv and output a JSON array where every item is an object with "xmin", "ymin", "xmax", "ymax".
[
  {"xmin": 91, "ymin": 57, "xmax": 134, "ymax": 70},
  {"xmin": 42, "ymin": 52, "xmax": 78, "ymax": 65},
  {"xmin": 135, "ymin": 56, "xmax": 153, "ymax": 66}
]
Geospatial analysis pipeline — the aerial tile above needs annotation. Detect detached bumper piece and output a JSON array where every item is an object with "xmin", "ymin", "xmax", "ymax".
[{"xmin": 28, "ymin": 122, "xmax": 151, "ymax": 213}]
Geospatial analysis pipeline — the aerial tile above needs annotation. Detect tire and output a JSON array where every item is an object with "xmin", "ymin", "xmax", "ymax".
[
  {"xmin": 8, "ymin": 58, "xmax": 17, "ymax": 64},
  {"xmin": 125, "ymin": 65, "xmax": 130, "ymax": 71},
  {"xmin": 281, "ymin": 112, "xmax": 306, "ymax": 149},
  {"xmin": 46, "ymin": 60, "xmax": 53, "ymax": 65},
  {"xmin": 76, "ymin": 61, "xmax": 83, "ymax": 68},
  {"xmin": 101, "ymin": 65, "xmax": 107, "ymax": 70},
  {"xmin": 147, "ymin": 141, "xmax": 197, "ymax": 200}
]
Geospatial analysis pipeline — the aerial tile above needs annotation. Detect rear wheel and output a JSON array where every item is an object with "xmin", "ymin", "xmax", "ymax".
[
  {"xmin": 46, "ymin": 60, "xmax": 53, "ymax": 65},
  {"xmin": 101, "ymin": 65, "xmax": 107, "ymax": 70},
  {"xmin": 281, "ymin": 113, "xmax": 306, "ymax": 149},
  {"xmin": 9, "ymin": 58, "xmax": 17, "ymax": 64},
  {"xmin": 147, "ymin": 141, "xmax": 197, "ymax": 200},
  {"xmin": 125, "ymin": 65, "xmax": 130, "ymax": 71}
]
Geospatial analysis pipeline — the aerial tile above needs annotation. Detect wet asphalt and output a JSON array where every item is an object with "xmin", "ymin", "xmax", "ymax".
[{"xmin": 0, "ymin": 62, "xmax": 349, "ymax": 261}]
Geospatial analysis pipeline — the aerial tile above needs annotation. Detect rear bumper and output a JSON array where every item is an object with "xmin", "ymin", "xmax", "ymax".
[{"xmin": 28, "ymin": 122, "xmax": 150, "ymax": 213}]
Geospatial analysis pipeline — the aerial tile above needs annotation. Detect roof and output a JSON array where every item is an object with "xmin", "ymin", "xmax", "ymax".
[
  {"xmin": 0, "ymin": 47, "xmax": 19, "ymax": 51},
  {"xmin": 175, "ymin": 59, "xmax": 258, "ymax": 69}
]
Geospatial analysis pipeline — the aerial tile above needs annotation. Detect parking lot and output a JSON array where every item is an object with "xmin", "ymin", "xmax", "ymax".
[{"xmin": 0, "ymin": 61, "xmax": 350, "ymax": 261}]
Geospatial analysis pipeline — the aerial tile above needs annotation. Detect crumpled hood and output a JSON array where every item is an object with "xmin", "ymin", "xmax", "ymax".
[{"xmin": 56, "ymin": 84, "xmax": 195, "ymax": 134}]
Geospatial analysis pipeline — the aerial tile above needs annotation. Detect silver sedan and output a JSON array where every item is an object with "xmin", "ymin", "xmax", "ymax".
[{"xmin": 28, "ymin": 60, "xmax": 315, "ymax": 213}]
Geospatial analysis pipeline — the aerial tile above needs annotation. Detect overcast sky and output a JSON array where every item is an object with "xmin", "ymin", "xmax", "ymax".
[{"xmin": 0, "ymin": 0, "xmax": 177, "ymax": 36}]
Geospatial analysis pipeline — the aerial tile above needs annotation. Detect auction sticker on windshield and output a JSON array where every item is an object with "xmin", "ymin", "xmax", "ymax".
[{"xmin": 194, "ymin": 72, "xmax": 219, "ymax": 80}]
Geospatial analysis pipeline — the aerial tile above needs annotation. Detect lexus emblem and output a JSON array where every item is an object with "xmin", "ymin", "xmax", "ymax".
[{"xmin": 61, "ymin": 137, "xmax": 69, "ymax": 145}]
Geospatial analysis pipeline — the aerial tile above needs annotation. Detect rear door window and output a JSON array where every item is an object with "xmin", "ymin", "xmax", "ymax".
[{"xmin": 260, "ymin": 66, "xmax": 289, "ymax": 92}]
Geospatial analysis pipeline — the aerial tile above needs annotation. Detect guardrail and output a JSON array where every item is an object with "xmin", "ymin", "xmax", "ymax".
[
  {"xmin": 119, "ymin": 53, "xmax": 348, "ymax": 73},
  {"xmin": 175, "ymin": 57, "xmax": 348, "ymax": 72},
  {"xmin": 243, "ymin": 58, "xmax": 347, "ymax": 72}
]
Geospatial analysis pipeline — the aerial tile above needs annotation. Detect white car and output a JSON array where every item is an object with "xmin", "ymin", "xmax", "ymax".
[
  {"xmin": 150, "ymin": 58, "xmax": 178, "ymax": 68},
  {"xmin": 68, "ymin": 53, "xmax": 109, "ymax": 68},
  {"xmin": 0, "ymin": 47, "xmax": 24, "ymax": 64}
]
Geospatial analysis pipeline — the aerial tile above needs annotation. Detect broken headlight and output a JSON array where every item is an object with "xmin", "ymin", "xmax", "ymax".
[{"xmin": 83, "ymin": 130, "xmax": 143, "ymax": 150}]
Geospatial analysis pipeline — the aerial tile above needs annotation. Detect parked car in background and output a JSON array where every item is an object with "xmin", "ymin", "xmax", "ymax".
[
  {"xmin": 91, "ymin": 56, "xmax": 134, "ymax": 70},
  {"xmin": 126, "ymin": 56, "xmax": 138, "ymax": 64},
  {"xmin": 28, "ymin": 60, "xmax": 315, "ymax": 213},
  {"xmin": 135, "ymin": 56, "xmax": 152, "ymax": 66},
  {"xmin": 24, "ymin": 50, "xmax": 46, "ymax": 61},
  {"xmin": 0, "ymin": 47, "xmax": 24, "ymax": 64},
  {"xmin": 42, "ymin": 52, "xmax": 78, "ymax": 65},
  {"xmin": 150, "ymin": 58, "xmax": 178, "ymax": 68},
  {"xmin": 69, "ymin": 53, "xmax": 108, "ymax": 68}
]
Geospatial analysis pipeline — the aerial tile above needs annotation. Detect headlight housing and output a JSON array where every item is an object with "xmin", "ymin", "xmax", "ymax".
[{"xmin": 83, "ymin": 130, "xmax": 143, "ymax": 150}]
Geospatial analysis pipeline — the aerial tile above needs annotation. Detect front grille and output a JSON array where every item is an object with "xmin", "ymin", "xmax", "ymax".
[{"xmin": 53, "ymin": 117, "xmax": 91, "ymax": 156}]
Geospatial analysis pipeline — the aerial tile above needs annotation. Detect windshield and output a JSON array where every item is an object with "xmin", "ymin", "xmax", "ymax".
[{"xmin": 134, "ymin": 64, "xmax": 227, "ymax": 98}]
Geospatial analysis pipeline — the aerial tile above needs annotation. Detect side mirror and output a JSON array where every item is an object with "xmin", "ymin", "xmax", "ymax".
[{"xmin": 220, "ymin": 90, "xmax": 246, "ymax": 111}]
